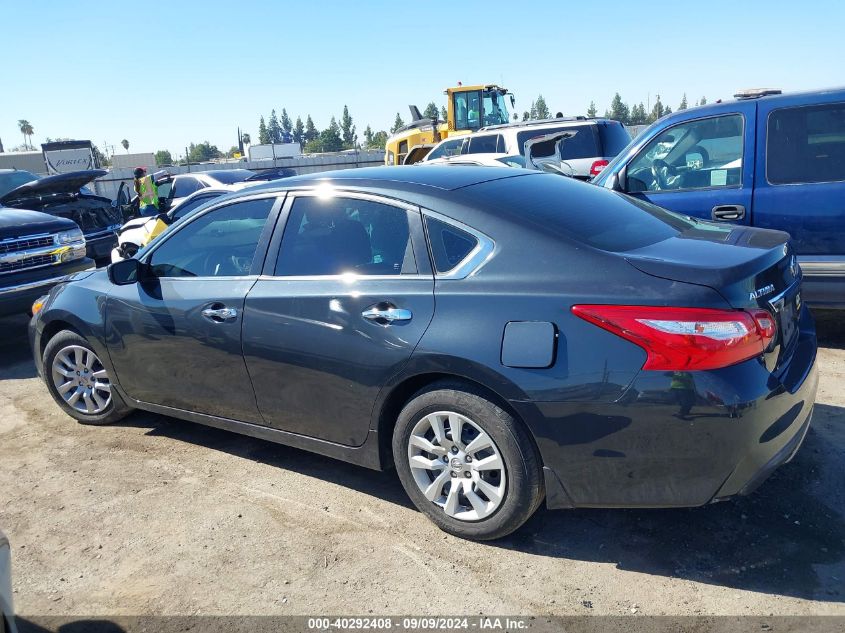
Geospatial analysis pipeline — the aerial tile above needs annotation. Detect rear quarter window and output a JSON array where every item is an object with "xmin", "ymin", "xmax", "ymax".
[
  {"xmin": 466, "ymin": 174, "xmax": 694, "ymax": 252},
  {"xmin": 425, "ymin": 217, "xmax": 479, "ymax": 272}
]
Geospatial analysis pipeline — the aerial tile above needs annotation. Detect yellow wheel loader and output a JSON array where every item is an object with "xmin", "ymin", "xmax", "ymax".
[{"xmin": 385, "ymin": 84, "xmax": 515, "ymax": 165}]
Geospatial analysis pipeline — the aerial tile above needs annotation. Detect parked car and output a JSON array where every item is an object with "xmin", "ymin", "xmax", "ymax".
[
  {"xmin": 0, "ymin": 530, "xmax": 18, "ymax": 633},
  {"xmin": 0, "ymin": 169, "xmax": 123, "ymax": 262},
  {"xmin": 420, "ymin": 117, "xmax": 631, "ymax": 179},
  {"xmin": 0, "ymin": 206, "xmax": 93, "ymax": 317},
  {"xmin": 593, "ymin": 87, "xmax": 845, "ymax": 309},
  {"xmin": 153, "ymin": 169, "xmax": 257, "ymax": 211},
  {"xmin": 111, "ymin": 187, "xmax": 246, "ymax": 262},
  {"xmin": 30, "ymin": 166, "xmax": 817, "ymax": 541},
  {"xmin": 244, "ymin": 167, "xmax": 297, "ymax": 182}
]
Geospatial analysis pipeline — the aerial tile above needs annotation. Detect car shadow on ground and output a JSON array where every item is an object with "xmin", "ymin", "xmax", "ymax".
[
  {"xmin": 0, "ymin": 315, "xmax": 37, "ymax": 380},
  {"xmin": 815, "ymin": 309, "xmax": 845, "ymax": 350}
]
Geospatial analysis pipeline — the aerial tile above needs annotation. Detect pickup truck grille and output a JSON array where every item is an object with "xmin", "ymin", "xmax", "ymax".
[
  {"xmin": 0, "ymin": 253, "xmax": 58, "ymax": 274},
  {"xmin": 0, "ymin": 234, "xmax": 55, "ymax": 255}
]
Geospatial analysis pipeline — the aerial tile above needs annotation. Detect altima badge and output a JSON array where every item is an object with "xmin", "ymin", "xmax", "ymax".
[{"xmin": 749, "ymin": 284, "xmax": 776, "ymax": 300}]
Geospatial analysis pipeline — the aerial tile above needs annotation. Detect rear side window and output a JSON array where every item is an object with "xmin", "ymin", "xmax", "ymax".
[
  {"xmin": 172, "ymin": 177, "xmax": 204, "ymax": 198},
  {"xmin": 767, "ymin": 102, "xmax": 845, "ymax": 184},
  {"xmin": 425, "ymin": 217, "xmax": 478, "ymax": 273},
  {"xmin": 517, "ymin": 126, "xmax": 600, "ymax": 159},
  {"xmin": 468, "ymin": 174, "xmax": 696, "ymax": 252},
  {"xmin": 466, "ymin": 134, "xmax": 503, "ymax": 154}
]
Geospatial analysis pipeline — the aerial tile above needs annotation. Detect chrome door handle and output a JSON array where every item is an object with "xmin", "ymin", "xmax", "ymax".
[
  {"xmin": 201, "ymin": 306, "xmax": 238, "ymax": 322},
  {"xmin": 362, "ymin": 306, "xmax": 413, "ymax": 324}
]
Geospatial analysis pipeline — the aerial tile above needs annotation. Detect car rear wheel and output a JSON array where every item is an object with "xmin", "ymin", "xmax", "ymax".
[
  {"xmin": 43, "ymin": 330, "xmax": 132, "ymax": 425},
  {"xmin": 393, "ymin": 383, "xmax": 544, "ymax": 540}
]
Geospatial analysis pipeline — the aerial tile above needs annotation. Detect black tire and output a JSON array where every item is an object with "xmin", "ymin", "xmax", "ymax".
[
  {"xmin": 42, "ymin": 330, "xmax": 132, "ymax": 425},
  {"xmin": 392, "ymin": 382, "xmax": 544, "ymax": 541}
]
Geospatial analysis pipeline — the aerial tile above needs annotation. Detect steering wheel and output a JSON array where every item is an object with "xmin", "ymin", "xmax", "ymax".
[{"xmin": 651, "ymin": 159, "xmax": 678, "ymax": 190}]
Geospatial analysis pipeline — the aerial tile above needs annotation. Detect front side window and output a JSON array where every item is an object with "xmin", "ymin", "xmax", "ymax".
[
  {"xmin": 275, "ymin": 197, "xmax": 415, "ymax": 276},
  {"xmin": 149, "ymin": 197, "xmax": 274, "ymax": 278},
  {"xmin": 426, "ymin": 138, "xmax": 465, "ymax": 161},
  {"xmin": 626, "ymin": 114, "xmax": 744, "ymax": 193},
  {"xmin": 482, "ymin": 91, "xmax": 510, "ymax": 126},
  {"xmin": 767, "ymin": 102, "xmax": 845, "ymax": 184}
]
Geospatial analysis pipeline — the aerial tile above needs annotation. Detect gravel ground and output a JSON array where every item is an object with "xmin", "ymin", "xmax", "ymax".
[{"xmin": 0, "ymin": 311, "xmax": 843, "ymax": 621}]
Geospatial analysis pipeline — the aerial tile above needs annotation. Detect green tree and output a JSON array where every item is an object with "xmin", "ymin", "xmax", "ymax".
[
  {"xmin": 340, "ymin": 105, "xmax": 357, "ymax": 149},
  {"xmin": 18, "ymin": 120, "xmax": 34, "ymax": 149},
  {"xmin": 522, "ymin": 111, "xmax": 530, "ymax": 121},
  {"xmin": 258, "ymin": 116, "xmax": 270, "ymax": 144},
  {"xmin": 423, "ymin": 102, "xmax": 439, "ymax": 120},
  {"xmin": 92, "ymin": 144, "xmax": 109, "ymax": 167},
  {"xmin": 280, "ymin": 109, "xmax": 292, "ymax": 136},
  {"xmin": 370, "ymin": 130, "xmax": 388, "ymax": 149},
  {"xmin": 586, "ymin": 101, "xmax": 597, "ymax": 118},
  {"xmin": 241, "ymin": 132, "xmax": 251, "ymax": 146},
  {"xmin": 528, "ymin": 101, "xmax": 537, "ymax": 120},
  {"xmin": 648, "ymin": 94, "xmax": 665, "ymax": 123},
  {"xmin": 321, "ymin": 117, "xmax": 344, "ymax": 152},
  {"xmin": 186, "ymin": 141, "xmax": 221, "ymax": 162},
  {"xmin": 630, "ymin": 103, "xmax": 647, "ymax": 125},
  {"xmin": 267, "ymin": 110, "xmax": 282, "ymax": 143},
  {"xmin": 154, "ymin": 150, "xmax": 173, "ymax": 166},
  {"xmin": 440, "ymin": 105, "xmax": 447, "ymax": 120},
  {"xmin": 293, "ymin": 117, "xmax": 304, "ymax": 145},
  {"xmin": 390, "ymin": 113, "xmax": 405, "ymax": 133},
  {"xmin": 304, "ymin": 115, "xmax": 318, "ymax": 143},
  {"xmin": 699, "ymin": 96, "xmax": 707, "ymax": 106},
  {"xmin": 534, "ymin": 95, "xmax": 550, "ymax": 119},
  {"xmin": 363, "ymin": 125, "xmax": 374, "ymax": 147},
  {"xmin": 678, "ymin": 93, "xmax": 688, "ymax": 110},
  {"xmin": 608, "ymin": 93, "xmax": 630, "ymax": 124}
]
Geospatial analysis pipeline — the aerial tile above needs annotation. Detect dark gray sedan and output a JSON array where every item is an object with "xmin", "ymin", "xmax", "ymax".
[{"xmin": 30, "ymin": 167, "xmax": 817, "ymax": 540}]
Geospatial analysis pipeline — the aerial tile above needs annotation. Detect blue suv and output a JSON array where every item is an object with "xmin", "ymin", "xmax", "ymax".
[{"xmin": 594, "ymin": 87, "xmax": 845, "ymax": 308}]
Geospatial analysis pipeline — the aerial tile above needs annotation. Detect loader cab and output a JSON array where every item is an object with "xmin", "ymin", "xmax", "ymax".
[{"xmin": 449, "ymin": 85, "xmax": 512, "ymax": 132}]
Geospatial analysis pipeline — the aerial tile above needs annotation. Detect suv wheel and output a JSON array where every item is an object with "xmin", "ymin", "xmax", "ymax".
[
  {"xmin": 43, "ymin": 330, "xmax": 132, "ymax": 425},
  {"xmin": 393, "ymin": 383, "xmax": 544, "ymax": 540}
]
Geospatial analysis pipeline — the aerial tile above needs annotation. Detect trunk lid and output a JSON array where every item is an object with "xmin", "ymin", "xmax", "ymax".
[
  {"xmin": 623, "ymin": 222, "xmax": 802, "ymax": 367},
  {"xmin": 0, "ymin": 169, "xmax": 107, "ymax": 206}
]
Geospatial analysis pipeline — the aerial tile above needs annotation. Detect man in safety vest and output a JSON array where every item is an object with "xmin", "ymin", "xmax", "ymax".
[{"xmin": 133, "ymin": 167, "xmax": 159, "ymax": 217}]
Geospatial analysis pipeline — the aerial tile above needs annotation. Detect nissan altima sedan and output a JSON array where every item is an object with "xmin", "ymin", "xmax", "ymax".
[{"xmin": 29, "ymin": 166, "xmax": 818, "ymax": 540}]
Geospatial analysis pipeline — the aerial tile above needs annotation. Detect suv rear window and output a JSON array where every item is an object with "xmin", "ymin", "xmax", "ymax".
[
  {"xmin": 517, "ymin": 126, "xmax": 600, "ymax": 159},
  {"xmin": 598, "ymin": 123, "xmax": 632, "ymax": 156},
  {"xmin": 468, "ymin": 174, "xmax": 696, "ymax": 252},
  {"xmin": 767, "ymin": 102, "xmax": 845, "ymax": 184}
]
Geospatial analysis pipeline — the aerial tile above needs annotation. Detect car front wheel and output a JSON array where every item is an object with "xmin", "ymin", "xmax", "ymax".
[
  {"xmin": 43, "ymin": 330, "xmax": 132, "ymax": 425},
  {"xmin": 393, "ymin": 383, "xmax": 544, "ymax": 540}
]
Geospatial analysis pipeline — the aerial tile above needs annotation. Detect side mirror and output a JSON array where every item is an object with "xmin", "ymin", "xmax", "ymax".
[
  {"xmin": 108, "ymin": 258, "xmax": 146, "ymax": 285},
  {"xmin": 609, "ymin": 165, "xmax": 627, "ymax": 192}
]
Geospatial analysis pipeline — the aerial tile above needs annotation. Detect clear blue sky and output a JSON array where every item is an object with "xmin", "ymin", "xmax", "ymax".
[{"xmin": 2, "ymin": 0, "xmax": 842, "ymax": 160}]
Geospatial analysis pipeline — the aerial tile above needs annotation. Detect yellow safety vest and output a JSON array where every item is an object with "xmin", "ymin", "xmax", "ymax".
[{"xmin": 138, "ymin": 175, "xmax": 159, "ymax": 207}]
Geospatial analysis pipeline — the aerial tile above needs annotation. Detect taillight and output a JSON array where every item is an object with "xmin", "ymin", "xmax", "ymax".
[
  {"xmin": 590, "ymin": 160, "xmax": 609, "ymax": 176},
  {"xmin": 571, "ymin": 305, "xmax": 778, "ymax": 371}
]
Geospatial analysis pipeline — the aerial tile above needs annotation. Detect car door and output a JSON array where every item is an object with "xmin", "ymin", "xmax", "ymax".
[
  {"xmin": 622, "ymin": 104, "xmax": 756, "ymax": 225},
  {"xmin": 753, "ymin": 96, "xmax": 845, "ymax": 274},
  {"xmin": 105, "ymin": 194, "xmax": 281, "ymax": 422},
  {"xmin": 242, "ymin": 191, "xmax": 435, "ymax": 447}
]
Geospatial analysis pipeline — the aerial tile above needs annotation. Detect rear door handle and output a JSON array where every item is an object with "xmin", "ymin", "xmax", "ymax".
[
  {"xmin": 201, "ymin": 305, "xmax": 238, "ymax": 322},
  {"xmin": 362, "ymin": 305, "xmax": 412, "ymax": 325},
  {"xmin": 711, "ymin": 204, "xmax": 746, "ymax": 221}
]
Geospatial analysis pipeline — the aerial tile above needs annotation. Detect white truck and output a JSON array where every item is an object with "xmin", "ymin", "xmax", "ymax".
[{"xmin": 247, "ymin": 143, "xmax": 301, "ymax": 161}]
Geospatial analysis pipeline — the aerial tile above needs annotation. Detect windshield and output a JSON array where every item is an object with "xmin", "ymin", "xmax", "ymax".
[
  {"xmin": 0, "ymin": 171, "xmax": 39, "ymax": 199},
  {"xmin": 206, "ymin": 170, "xmax": 255, "ymax": 184},
  {"xmin": 482, "ymin": 90, "xmax": 510, "ymax": 126}
]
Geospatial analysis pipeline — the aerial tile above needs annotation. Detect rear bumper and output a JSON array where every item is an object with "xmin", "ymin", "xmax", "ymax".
[
  {"xmin": 0, "ymin": 259, "xmax": 94, "ymax": 317},
  {"xmin": 514, "ymin": 305, "xmax": 819, "ymax": 509}
]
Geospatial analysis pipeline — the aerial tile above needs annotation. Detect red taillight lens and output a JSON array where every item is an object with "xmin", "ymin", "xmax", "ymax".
[
  {"xmin": 590, "ymin": 159, "xmax": 609, "ymax": 176},
  {"xmin": 571, "ymin": 305, "xmax": 778, "ymax": 371}
]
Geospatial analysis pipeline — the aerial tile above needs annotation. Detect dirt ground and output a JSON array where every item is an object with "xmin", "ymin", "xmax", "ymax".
[{"xmin": 0, "ymin": 311, "xmax": 843, "ymax": 621}]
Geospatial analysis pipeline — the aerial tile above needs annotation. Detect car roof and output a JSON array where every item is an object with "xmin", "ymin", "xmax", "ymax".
[
  {"xmin": 250, "ymin": 165, "xmax": 530, "ymax": 193},
  {"xmin": 479, "ymin": 117, "xmax": 616, "ymax": 133},
  {"xmin": 662, "ymin": 86, "xmax": 845, "ymax": 118}
]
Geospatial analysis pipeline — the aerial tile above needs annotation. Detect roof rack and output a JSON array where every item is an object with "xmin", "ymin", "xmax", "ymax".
[
  {"xmin": 734, "ymin": 88, "xmax": 782, "ymax": 100},
  {"xmin": 479, "ymin": 116, "xmax": 590, "ymax": 132}
]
